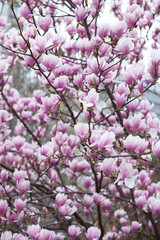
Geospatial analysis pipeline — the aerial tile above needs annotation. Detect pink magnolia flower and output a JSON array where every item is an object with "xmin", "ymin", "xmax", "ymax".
[
  {"xmin": 131, "ymin": 221, "xmax": 142, "ymax": 232},
  {"xmin": 6, "ymin": 152, "xmax": 14, "ymax": 165},
  {"xmin": 59, "ymin": 204, "xmax": 77, "ymax": 217},
  {"xmin": 40, "ymin": 143, "xmax": 53, "ymax": 157},
  {"xmin": 68, "ymin": 135, "xmax": 79, "ymax": 149},
  {"xmin": 84, "ymin": 194, "xmax": 93, "ymax": 208},
  {"xmin": 74, "ymin": 123, "xmax": 89, "ymax": 141},
  {"xmin": 135, "ymin": 195, "xmax": 146, "ymax": 209},
  {"xmin": 17, "ymin": 35, "xmax": 27, "ymax": 49},
  {"xmin": 24, "ymin": 48, "xmax": 38, "ymax": 67},
  {"xmin": 84, "ymin": 208, "xmax": 90, "ymax": 217},
  {"xmin": 92, "ymin": 193, "xmax": 102, "ymax": 205},
  {"xmin": 0, "ymin": 110, "xmax": 12, "ymax": 123},
  {"xmin": 153, "ymin": 141, "xmax": 160, "ymax": 157},
  {"xmin": 87, "ymin": 58, "xmax": 99, "ymax": 74},
  {"xmin": 25, "ymin": 24, "xmax": 37, "ymax": 38},
  {"xmin": 108, "ymin": 123, "xmax": 124, "ymax": 136},
  {"xmin": 24, "ymin": 55, "xmax": 36, "ymax": 67},
  {"xmin": 103, "ymin": 232, "xmax": 117, "ymax": 239},
  {"xmin": 124, "ymin": 135, "xmax": 148, "ymax": 154},
  {"xmin": 83, "ymin": 176, "xmax": 93, "ymax": 188},
  {"xmin": 140, "ymin": 99, "xmax": 154, "ymax": 114},
  {"xmin": 14, "ymin": 198, "xmax": 26, "ymax": 212},
  {"xmin": 125, "ymin": 12, "xmax": 138, "ymax": 28},
  {"xmin": 77, "ymin": 160, "xmax": 90, "ymax": 172},
  {"xmin": 97, "ymin": 24, "xmax": 110, "ymax": 39},
  {"xmin": 50, "ymin": 125, "xmax": 56, "ymax": 138},
  {"xmin": 137, "ymin": 80, "xmax": 144, "ymax": 93},
  {"xmin": 115, "ymin": 162, "xmax": 136, "ymax": 188},
  {"xmin": 38, "ymin": 15, "xmax": 52, "ymax": 32},
  {"xmin": 139, "ymin": 170, "xmax": 149, "ymax": 185},
  {"xmin": 127, "ymin": 98, "xmax": 139, "ymax": 112},
  {"xmin": 123, "ymin": 114, "xmax": 142, "ymax": 132},
  {"xmin": 55, "ymin": 193, "xmax": 67, "ymax": 207},
  {"xmin": 42, "ymin": 54, "xmax": 59, "ymax": 72},
  {"xmin": 100, "ymin": 198, "xmax": 111, "ymax": 211},
  {"xmin": 13, "ymin": 233, "xmax": 28, "ymax": 240},
  {"xmin": 147, "ymin": 115, "xmax": 160, "ymax": 138},
  {"xmin": 67, "ymin": 24, "xmax": 77, "ymax": 35},
  {"xmin": 133, "ymin": 61, "xmax": 145, "ymax": 80},
  {"xmin": 81, "ymin": 88, "xmax": 98, "ymax": 109},
  {"xmin": 80, "ymin": 88, "xmax": 106, "ymax": 112},
  {"xmin": 73, "ymin": 74, "xmax": 83, "ymax": 88},
  {"xmin": 91, "ymin": 36, "xmax": 102, "ymax": 47},
  {"xmin": 37, "ymin": 229, "xmax": 55, "ymax": 240},
  {"xmin": 86, "ymin": 74, "xmax": 99, "ymax": 88},
  {"xmin": 78, "ymin": 38, "xmax": 92, "ymax": 53},
  {"xmin": 137, "ymin": 139, "xmax": 148, "ymax": 155},
  {"xmin": 54, "ymin": 76, "xmax": 69, "ymax": 92},
  {"xmin": 124, "ymin": 69, "xmax": 136, "ymax": 85},
  {"xmin": 33, "ymin": 89, "xmax": 44, "ymax": 103},
  {"xmin": 0, "ymin": 169, "xmax": 8, "ymax": 183},
  {"xmin": 86, "ymin": 227, "xmax": 101, "ymax": 240},
  {"xmin": 20, "ymin": 3, "xmax": 32, "ymax": 20},
  {"xmin": 69, "ymin": 159, "xmax": 79, "ymax": 172},
  {"xmin": 125, "ymin": 4, "xmax": 143, "ymax": 28},
  {"xmin": 99, "ymin": 43, "xmax": 111, "ymax": 57},
  {"xmin": 114, "ymin": 209, "xmax": 126, "ymax": 219},
  {"xmin": 6, "ymin": 210, "xmax": 18, "ymax": 222},
  {"xmin": 68, "ymin": 225, "xmax": 81, "ymax": 239},
  {"xmin": 27, "ymin": 225, "xmax": 41, "ymax": 240},
  {"xmin": 21, "ymin": 110, "xmax": 32, "ymax": 119},
  {"xmin": 23, "ymin": 148, "xmax": 33, "ymax": 160},
  {"xmin": 1, "ymin": 231, "xmax": 12, "ymax": 240},
  {"xmin": 151, "ymin": 49, "xmax": 160, "ymax": 66},
  {"xmin": 113, "ymin": 20, "xmax": 126, "ymax": 37},
  {"xmin": 57, "ymin": 121, "xmax": 70, "ymax": 133},
  {"xmin": 102, "ymin": 158, "xmax": 116, "ymax": 176},
  {"xmin": 98, "ymin": 131, "xmax": 115, "ymax": 151},
  {"xmin": 13, "ymin": 170, "xmax": 26, "ymax": 182},
  {"xmin": 114, "ymin": 92, "xmax": 127, "ymax": 108},
  {"xmin": 117, "ymin": 37, "xmax": 134, "ymax": 55},
  {"xmin": 54, "ymin": 132, "xmax": 68, "ymax": 147},
  {"xmin": 16, "ymin": 179, "xmax": 30, "ymax": 195},
  {"xmin": 115, "ymin": 83, "xmax": 130, "ymax": 95},
  {"xmin": 121, "ymin": 226, "xmax": 130, "ymax": 234},
  {"xmin": 13, "ymin": 136, "xmax": 25, "ymax": 150},
  {"xmin": 0, "ymin": 199, "xmax": 8, "ymax": 216},
  {"xmin": 75, "ymin": 7, "xmax": 89, "ymax": 21},
  {"xmin": 41, "ymin": 94, "xmax": 60, "ymax": 113},
  {"xmin": 34, "ymin": 35, "xmax": 48, "ymax": 53},
  {"xmin": 148, "ymin": 197, "xmax": 160, "ymax": 216},
  {"xmin": 87, "ymin": 57, "xmax": 107, "ymax": 74},
  {"xmin": 0, "ymin": 60, "xmax": 9, "ymax": 76},
  {"xmin": 0, "ymin": 16, "xmax": 6, "ymax": 28}
]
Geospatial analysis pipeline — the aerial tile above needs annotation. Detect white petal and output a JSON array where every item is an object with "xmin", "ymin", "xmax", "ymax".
[
  {"xmin": 86, "ymin": 103, "xmax": 94, "ymax": 108},
  {"xmin": 69, "ymin": 206, "xmax": 77, "ymax": 215},
  {"xmin": 125, "ymin": 177, "xmax": 135, "ymax": 189},
  {"xmin": 149, "ymin": 128, "xmax": 157, "ymax": 138},
  {"xmin": 114, "ymin": 173, "xmax": 121, "ymax": 184}
]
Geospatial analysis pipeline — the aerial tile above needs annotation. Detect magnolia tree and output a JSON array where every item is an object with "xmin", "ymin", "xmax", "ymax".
[{"xmin": 1, "ymin": 0, "xmax": 160, "ymax": 239}]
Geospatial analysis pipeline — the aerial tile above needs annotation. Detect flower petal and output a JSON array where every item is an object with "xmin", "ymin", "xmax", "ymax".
[{"xmin": 125, "ymin": 177, "xmax": 135, "ymax": 189}]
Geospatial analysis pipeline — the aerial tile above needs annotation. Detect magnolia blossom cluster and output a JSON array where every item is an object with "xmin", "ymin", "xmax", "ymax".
[{"xmin": 0, "ymin": 0, "xmax": 160, "ymax": 239}]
